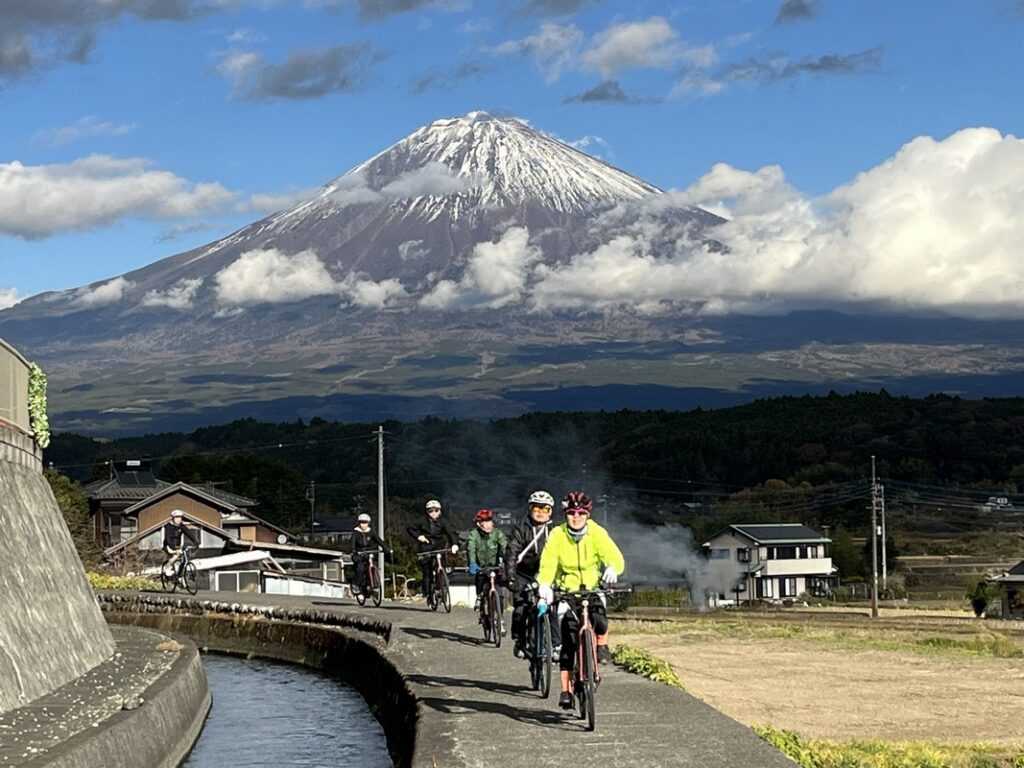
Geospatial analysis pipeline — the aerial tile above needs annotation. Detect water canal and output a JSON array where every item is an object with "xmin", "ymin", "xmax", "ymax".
[{"xmin": 182, "ymin": 654, "xmax": 392, "ymax": 768}]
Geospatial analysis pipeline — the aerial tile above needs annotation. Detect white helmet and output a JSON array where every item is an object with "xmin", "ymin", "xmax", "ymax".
[
  {"xmin": 170, "ymin": 509, "xmax": 184, "ymax": 519},
  {"xmin": 528, "ymin": 490, "xmax": 554, "ymax": 507},
  {"xmin": 425, "ymin": 499, "xmax": 442, "ymax": 511},
  {"xmin": 357, "ymin": 513, "xmax": 371, "ymax": 524}
]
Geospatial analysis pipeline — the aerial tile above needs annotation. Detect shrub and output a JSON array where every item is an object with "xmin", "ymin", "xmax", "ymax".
[
  {"xmin": 87, "ymin": 572, "xmax": 159, "ymax": 591},
  {"xmin": 611, "ymin": 645, "xmax": 685, "ymax": 689}
]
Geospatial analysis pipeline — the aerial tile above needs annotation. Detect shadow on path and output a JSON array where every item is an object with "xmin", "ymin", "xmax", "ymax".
[
  {"xmin": 401, "ymin": 625, "xmax": 482, "ymax": 647},
  {"xmin": 417, "ymin": 696, "xmax": 582, "ymax": 730},
  {"xmin": 407, "ymin": 673, "xmax": 535, "ymax": 699}
]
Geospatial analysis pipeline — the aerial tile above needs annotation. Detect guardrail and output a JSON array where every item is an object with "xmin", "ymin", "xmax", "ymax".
[
  {"xmin": 0, "ymin": 338, "xmax": 41, "ymax": 471},
  {"xmin": 0, "ymin": 338, "xmax": 31, "ymax": 435}
]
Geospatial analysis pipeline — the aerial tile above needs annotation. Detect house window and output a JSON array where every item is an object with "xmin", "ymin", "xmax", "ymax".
[
  {"xmin": 119, "ymin": 517, "xmax": 137, "ymax": 542},
  {"xmin": 737, "ymin": 548, "xmax": 751, "ymax": 563},
  {"xmin": 710, "ymin": 548, "xmax": 730, "ymax": 560},
  {"xmin": 780, "ymin": 577, "xmax": 798, "ymax": 597},
  {"xmin": 771, "ymin": 546, "xmax": 797, "ymax": 559},
  {"xmin": 757, "ymin": 578, "xmax": 774, "ymax": 598}
]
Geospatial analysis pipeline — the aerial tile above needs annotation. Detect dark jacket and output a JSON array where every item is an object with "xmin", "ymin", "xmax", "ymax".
[
  {"xmin": 350, "ymin": 527, "xmax": 386, "ymax": 558},
  {"xmin": 504, "ymin": 515, "xmax": 553, "ymax": 581},
  {"xmin": 163, "ymin": 522, "xmax": 198, "ymax": 550},
  {"xmin": 406, "ymin": 518, "xmax": 455, "ymax": 552}
]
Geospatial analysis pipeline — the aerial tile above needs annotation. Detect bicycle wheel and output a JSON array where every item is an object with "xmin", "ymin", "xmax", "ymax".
[
  {"xmin": 539, "ymin": 614, "xmax": 553, "ymax": 699},
  {"xmin": 183, "ymin": 562, "xmax": 198, "ymax": 596},
  {"xmin": 481, "ymin": 604, "xmax": 492, "ymax": 642},
  {"xmin": 438, "ymin": 568, "xmax": 451, "ymax": 613},
  {"xmin": 160, "ymin": 565, "xmax": 174, "ymax": 593},
  {"xmin": 372, "ymin": 568, "xmax": 383, "ymax": 607},
  {"xmin": 580, "ymin": 628, "xmax": 597, "ymax": 731},
  {"xmin": 490, "ymin": 593, "xmax": 501, "ymax": 648},
  {"xmin": 527, "ymin": 619, "xmax": 540, "ymax": 690}
]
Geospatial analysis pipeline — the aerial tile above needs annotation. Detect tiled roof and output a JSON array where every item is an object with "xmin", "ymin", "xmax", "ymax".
[
  {"xmin": 730, "ymin": 524, "xmax": 830, "ymax": 543},
  {"xmin": 86, "ymin": 477, "xmax": 256, "ymax": 507}
]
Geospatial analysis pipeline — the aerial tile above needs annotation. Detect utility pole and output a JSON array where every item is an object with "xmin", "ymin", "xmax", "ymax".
[
  {"xmin": 870, "ymin": 456, "xmax": 879, "ymax": 619},
  {"xmin": 377, "ymin": 425, "xmax": 385, "ymax": 589},
  {"xmin": 880, "ymin": 483, "xmax": 887, "ymax": 591},
  {"xmin": 307, "ymin": 480, "xmax": 316, "ymax": 538}
]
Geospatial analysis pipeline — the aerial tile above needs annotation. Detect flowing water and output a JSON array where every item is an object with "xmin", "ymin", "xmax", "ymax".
[{"xmin": 182, "ymin": 654, "xmax": 392, "ymax": 768}]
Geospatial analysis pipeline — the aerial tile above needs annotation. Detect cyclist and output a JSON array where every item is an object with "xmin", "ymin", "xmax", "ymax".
[
  {"xmin": 162, "ymin": 509, "xmax": 199, "ymax": 576},
  {"xmin": 537, "ymin": 490, "xmax": 625, "ymax": 710},
  {"xmin": 505, "ymin": 490, "xmax": 560, "ymax": 659},
  {"xmin": 467, "ymin": 508, "xmax": 508, "ymax": 618},
  {"xmin": 406, "ymin": 499, "xmax": 459, "ymax": 601},
  {"xmin": 350, "ymin": 512, "xmax": 387, "ymax": 596}
]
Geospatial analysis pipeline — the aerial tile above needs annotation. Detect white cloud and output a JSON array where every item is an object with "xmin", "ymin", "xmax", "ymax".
[
  {"xmin": 214, "ymin": 248, "xmax": 339, "ymax": 306},
  {"xmin": 74, "ymin": 277, "xmax": 134, "ymax": 308},
  {"xmin": 241, "ymin": 188, "xmax": 319, "ymax": 214},
  {"xmin": 0, "ymin": 288, "xmax": 21, "ymax": 310},
  {"xmin": 398, "ymin": 239, "xmax": 428, "ymax": 260},
  {"xmin": 421, "ymin": 227, "xmax": 540, "ymax": 309},
  {"xmin": 568, "ymin": 134, "xmax": 614, "ymax": 161},
  {"xmin": 580, "ymin": 17, "xmax": 714, "ymax": 78},
  {"xmin": 142, "ymin": 278, "xmax": 204, "ymax": 310},
  {"xmin": 531, "ymin": 127, "xmax": 1024, "ymax": 318},
  {"xmin": 339, "ymin": 274, "xmax": 408, "ymax": 308},
  {"xmin": 381, "ymin": 161, "xmax": 472, "ymax": 198},
  {"xmin": 328, "ymin": 173, "xmax": 385, "ymax": 207},
  {"xmin": 491, "ymin": 22, "xmax": 583, "ymax": 82},
  {"xmin": 0, "ymin": 155, "xmax": 234, "ymax": 239},
  {"xmin": 35, "ymin": 116, "xmax": 137, "ymax": 146},
  {"xmin": 214, "ymin": 247, "xmax": 409, "ymax": 308}
]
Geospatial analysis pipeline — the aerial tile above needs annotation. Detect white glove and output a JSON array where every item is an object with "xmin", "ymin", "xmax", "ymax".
[
  {"xmin": 417, "ymin": 535, "xmax": 429, "ymax": 544},
  {"xmin": 602, "ymin": 566, "xmax": 618, "ymax": 585},
  {"xmin": 538, "ymin": 584, "xmax": 554, "ymax": 604},
  {"xmin": 450, "ymin": 544, "xmax": 459, "ymax": 555}
]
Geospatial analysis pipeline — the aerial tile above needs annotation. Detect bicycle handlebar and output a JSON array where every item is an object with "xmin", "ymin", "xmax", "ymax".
[
  {"xmin": 416, "ymin": 548, "xmax": 450, "ymax": 559},
  {"xmin": 553, "ymin": 585, "xmax": 633, "ymax": 600}
]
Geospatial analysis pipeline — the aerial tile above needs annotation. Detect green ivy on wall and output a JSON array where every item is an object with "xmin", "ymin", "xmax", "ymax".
[{"xmin": 27, "ymin": 363, "xmax": 50, "ymax": 449}]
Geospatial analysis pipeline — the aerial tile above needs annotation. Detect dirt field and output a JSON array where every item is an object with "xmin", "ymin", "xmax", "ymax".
[{"xmin": 616, "ymin": 616, "xmax": 1024, "ymax": 744}]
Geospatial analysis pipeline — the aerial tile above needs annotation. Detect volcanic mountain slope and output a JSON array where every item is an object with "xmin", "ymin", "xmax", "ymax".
[{"xmin": 6, "ymin": 111, "xmax": 1024, "ymax": 434}]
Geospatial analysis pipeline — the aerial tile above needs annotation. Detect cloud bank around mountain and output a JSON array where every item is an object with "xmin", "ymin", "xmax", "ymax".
[
  {"xmin": 142, "ymin": 278, "xmax": 205, "ymax": 310},
  {"xmin": 527, "ymin": 127, "xmax": 1024, "ymax": 318},
  {"xmin": 74, "ymin": 277, "xmax": 134, "ymax": 308},
  {"xmin": 0, "ymin": 288, "xmax": 21, "ymax": 310}
]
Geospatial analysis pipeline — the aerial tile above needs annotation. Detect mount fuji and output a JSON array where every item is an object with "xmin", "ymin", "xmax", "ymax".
[{"xmin": 4, "ymin": 112, "xmax": 1024, "ymax": 434}]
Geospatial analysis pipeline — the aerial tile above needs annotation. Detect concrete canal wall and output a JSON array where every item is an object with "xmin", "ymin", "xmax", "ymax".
[{"xmin": 99, "ymin": 594, "xmax": 418, "ymax": 768}]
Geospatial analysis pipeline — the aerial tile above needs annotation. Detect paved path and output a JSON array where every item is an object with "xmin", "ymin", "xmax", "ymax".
[{"xmin": 115, "ymin": 591, "xmax": 792, "ymax": 768}]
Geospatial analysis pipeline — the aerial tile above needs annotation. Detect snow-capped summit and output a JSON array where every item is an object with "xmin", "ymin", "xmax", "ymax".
[{"xmin": 342, "ymin": 111, "xmax": 661, "ymax": 213}]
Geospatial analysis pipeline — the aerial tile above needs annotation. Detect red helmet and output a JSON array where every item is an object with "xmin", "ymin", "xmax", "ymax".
[
  {"xmin": 562, "ymin": 491, "xmax": 592, "ymax": 515},
  {"xmin": 474, "ymin": 508, "xmax": 495, "ymax": 523}
]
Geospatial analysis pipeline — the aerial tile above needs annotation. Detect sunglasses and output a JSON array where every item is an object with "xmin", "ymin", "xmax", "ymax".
[{"xmin": 565, "ymin": 508, "xmax": 589, "ymax": 517}]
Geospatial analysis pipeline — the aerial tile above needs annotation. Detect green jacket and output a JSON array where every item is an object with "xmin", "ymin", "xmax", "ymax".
[
  {"xmin": 468, "ymin": 527, "xmax": 508, "ymax": 569},
  {"xmin": 537, "ymin": 520, "xmax": 625, "ymax": 592}
]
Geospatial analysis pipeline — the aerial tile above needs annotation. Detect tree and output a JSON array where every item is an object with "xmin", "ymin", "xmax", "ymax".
[
  {"xmin": 830, "ymin": 527, "xmax": 862, "ymax": 580},
  {"xmin": 45, "ymin": 469, "xmax": 100, "ymax": 567}
]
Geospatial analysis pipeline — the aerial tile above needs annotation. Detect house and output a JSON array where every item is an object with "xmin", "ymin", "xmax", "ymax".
[
  {"xmin": 85, "ymin": 460, "xmax": 269, "ymax": 548},
  {"xmin": 702, "ymin": 523, "xmax": 836, "ymax": 604},
  {"xmin": 991, "ymin": 560, "xmax": 1024, "ymax": 618},
  {"xmin": 103, "ymin": 509, "xmax": 349, "ymax": 595},
  {"xmin": 307, "ymin": 514, "xmax": 359, "ymax": 547}
]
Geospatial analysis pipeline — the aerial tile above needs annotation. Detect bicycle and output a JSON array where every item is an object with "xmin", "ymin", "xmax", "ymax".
[
  {"xmin": 160, "ymin": 545, "xmax": 198, "ymax": 595},
  {"xmin": 416, "ymin": 548, "xmax": 452, "ymax": 613},
  {"xmin": 554, "ymin": 585, "xmax": 632, "ymax": 732},
  {"xmin": 477, "ymin": 567, "xmax": 505, "ymax": 647},
  {"xmin": 353, "ymin": 548, "xmax": 387, "ymax": 607},
  {"xmin": 522, "ymin": 580, "xmax": 552, "ymax": 698}
]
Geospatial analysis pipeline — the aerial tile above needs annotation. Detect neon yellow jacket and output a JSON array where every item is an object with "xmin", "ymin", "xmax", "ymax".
[{"xmin": 537, "ymin": 520, "xmax": 625, "ymax": 592}]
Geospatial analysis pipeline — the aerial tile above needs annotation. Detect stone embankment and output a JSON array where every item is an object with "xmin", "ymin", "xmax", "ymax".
[{"xmin": 100, "ymin": 591, "xmax": 796, "ymax": 768}]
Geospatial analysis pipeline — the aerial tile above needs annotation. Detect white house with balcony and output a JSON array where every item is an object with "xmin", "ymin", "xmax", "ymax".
[{"xmin": 702, "ymin": 523, "xmax": 836, "ymax": 603}]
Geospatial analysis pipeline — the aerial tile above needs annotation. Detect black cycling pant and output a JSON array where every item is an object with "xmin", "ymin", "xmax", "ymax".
[
  {"xmin": 353, "ymin": 556, "xmax": 369, "ymax": 591},
  {"xmin": 420, "ymin": 559, "xmax": 434, "ymax": 598},
  {"xmin": 511, "ymin": 583, "xmax": 561, "ymax": 650},
  {"xmin": 559, "ymin": 602, "xmax": 608, "ymax": 672}
]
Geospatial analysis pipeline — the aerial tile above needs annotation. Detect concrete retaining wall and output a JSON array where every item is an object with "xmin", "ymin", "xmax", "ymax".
[{"xmin": 0, "ymin": 451, "xmax": 115, "ymax": 714}]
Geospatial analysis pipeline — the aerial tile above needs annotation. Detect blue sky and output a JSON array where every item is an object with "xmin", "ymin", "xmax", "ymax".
[{"xmin": 2, "ymin": 0, "xmax": 1023, "ymax": 305}]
